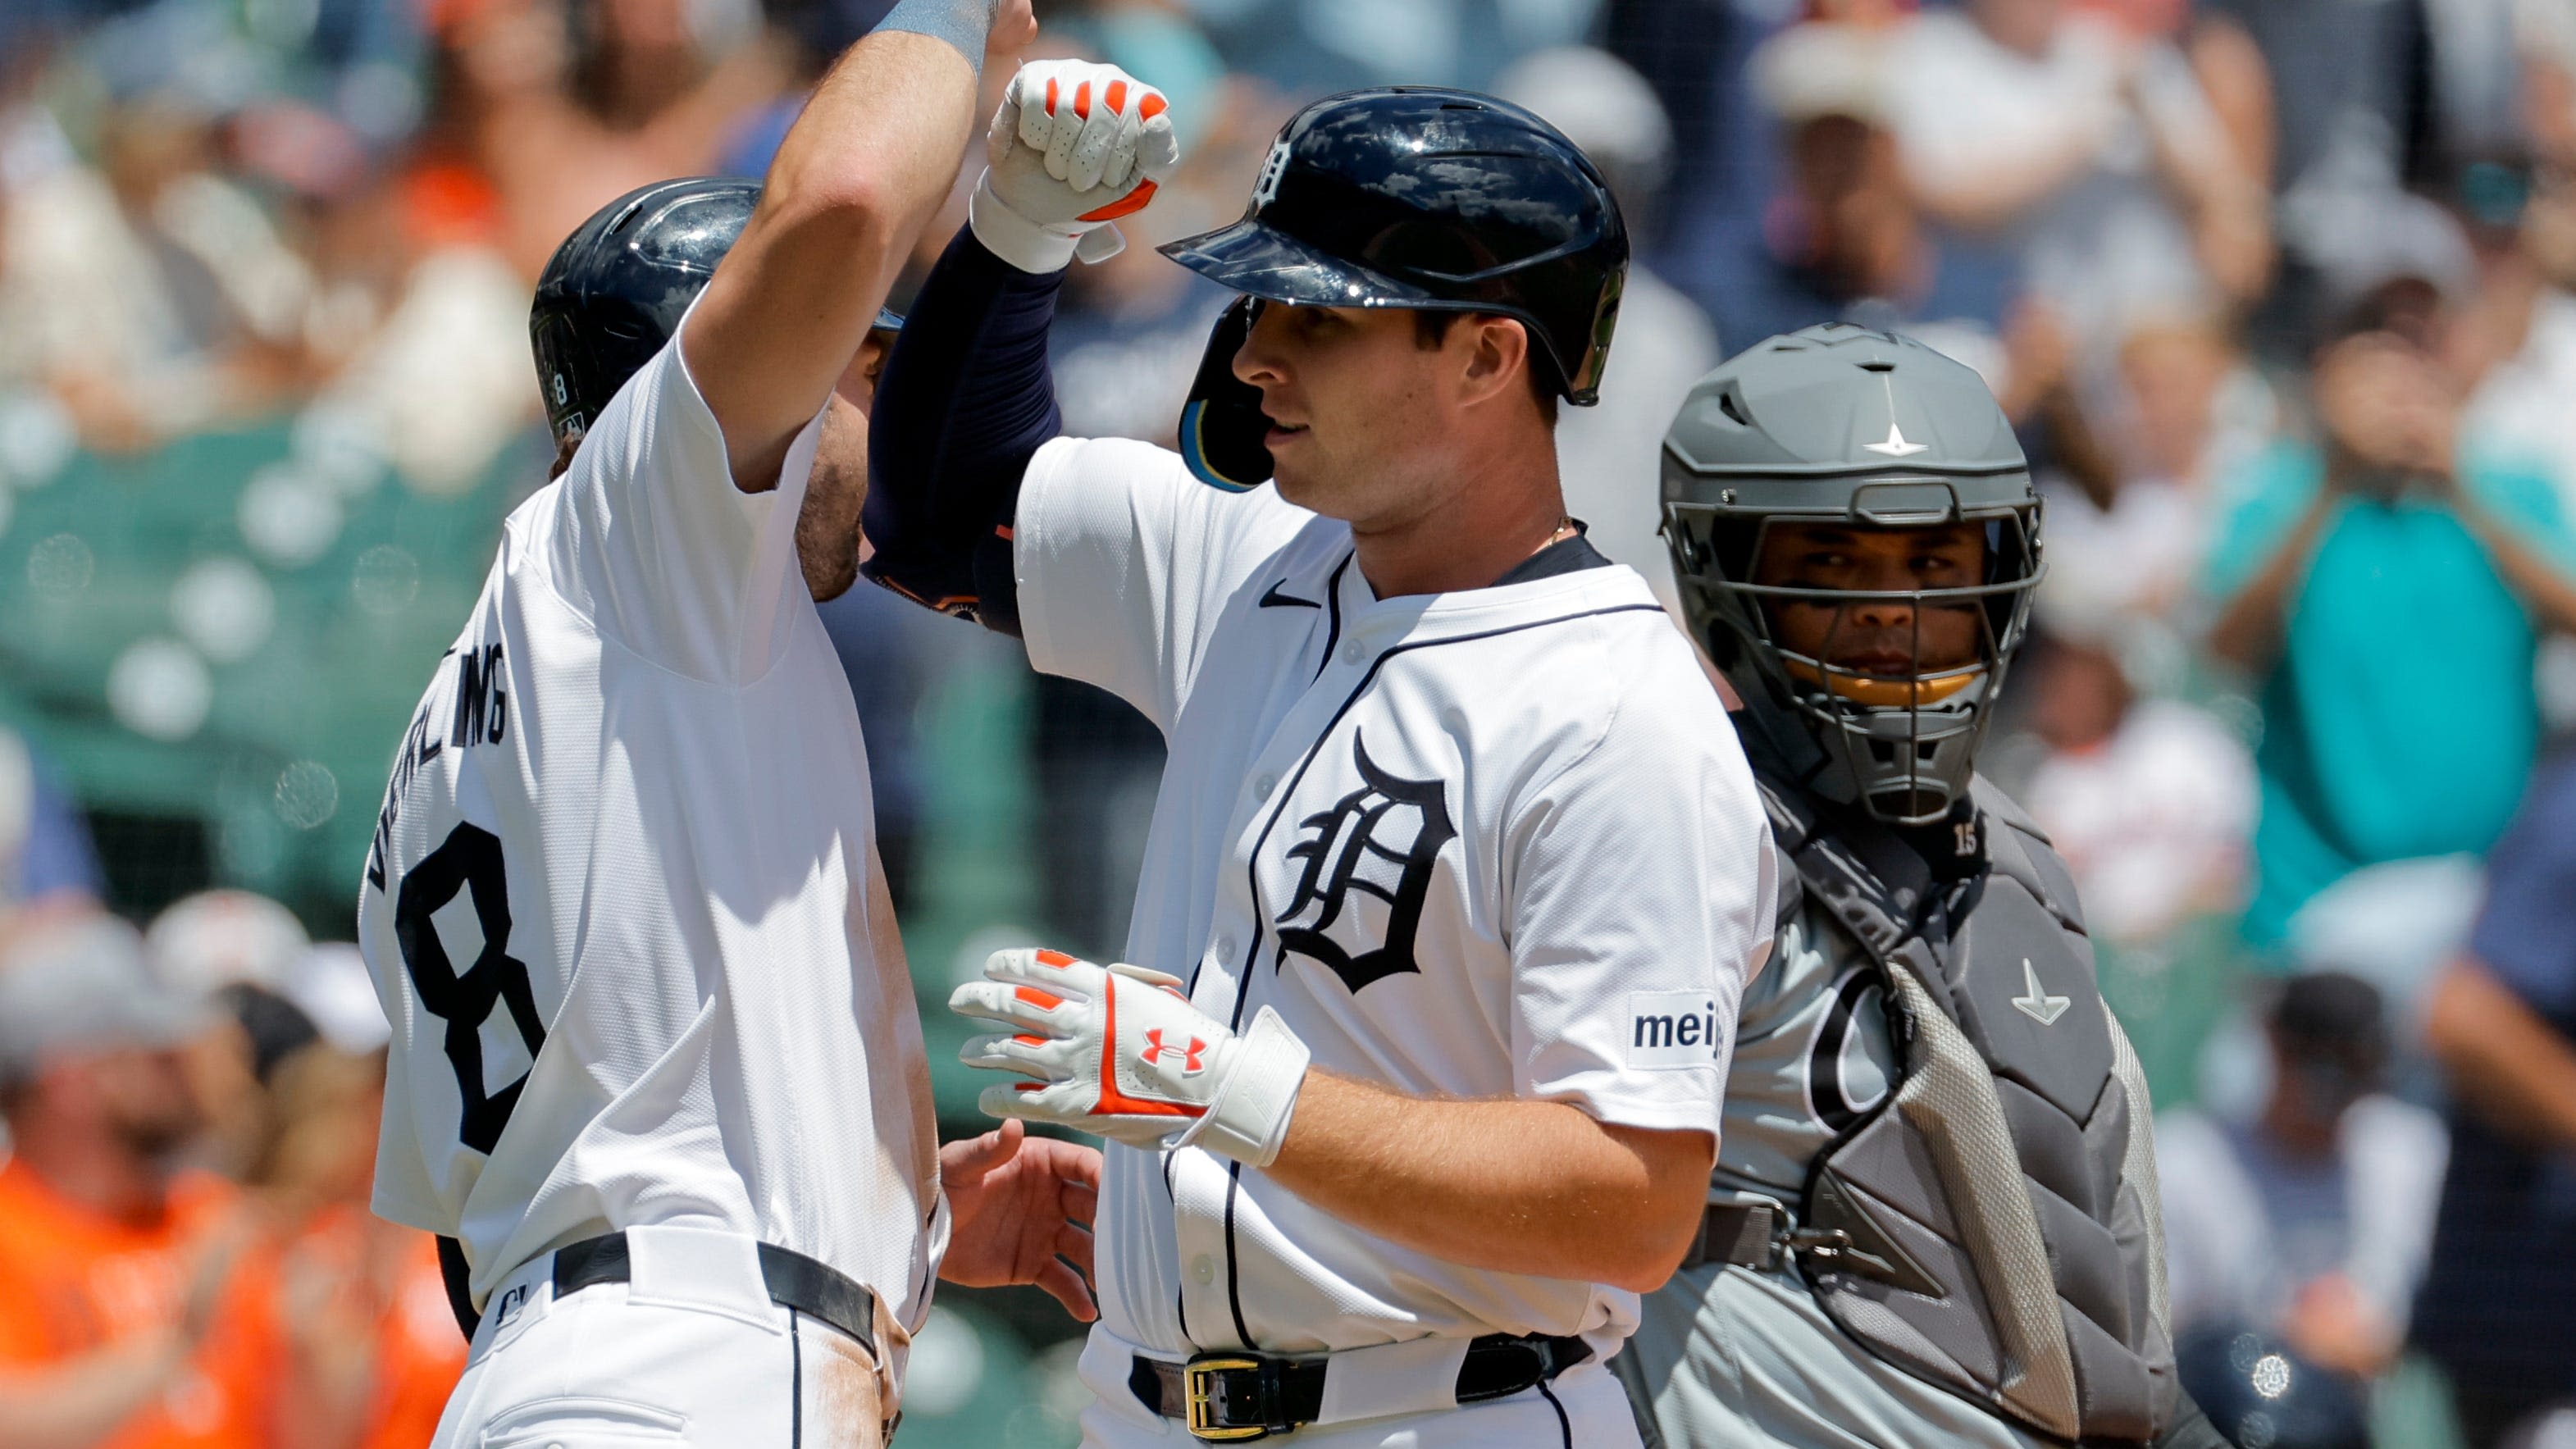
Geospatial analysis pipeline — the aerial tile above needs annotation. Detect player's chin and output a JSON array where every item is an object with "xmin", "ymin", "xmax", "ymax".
[
  {"xmin": 794, "ymin": 512, "xmax": 864, "ymax": 602},
  {"xmin": 1268, "ymin": 453, "xmax": 1333, "ymax": 513}
]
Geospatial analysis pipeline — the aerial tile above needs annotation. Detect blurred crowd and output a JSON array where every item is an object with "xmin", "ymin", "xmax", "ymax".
[
  {"xmin": 0, "ymin": 891, "xmax": 461, "ymax": 1448},
  {"xmin": 10, "ymin": 0, "xmax": 2576, "ymax": 1445}
]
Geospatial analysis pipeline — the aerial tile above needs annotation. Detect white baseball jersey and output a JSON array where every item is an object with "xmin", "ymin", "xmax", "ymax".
[
  {"xmin": 1013, "ymin": 435, "xmax": 1776, "ymax": 1362},
  {"xmin": 358, "ymin": 330, "xmax": 944, "ymax": 1351}
]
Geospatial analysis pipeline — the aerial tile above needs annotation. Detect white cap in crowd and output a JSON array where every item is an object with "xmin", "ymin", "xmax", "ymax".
[
  {"xmin": 1489, "ymin": 47, "xmax": 1675, "ymax": 202},
  {"xmin": 144, "ymin": 888, "xmax": 311, "ymax": 996},
  {"xmin": 0, "ymin": 914, "xmax": 211, "ymax": 1090},
  {"xmin": 1748, "ymin": 21, "xmax": 1898, "ymax": 128},
  {"xmin": 280, "ymin": 942, "xmax": 390, "ymax": 1055}
]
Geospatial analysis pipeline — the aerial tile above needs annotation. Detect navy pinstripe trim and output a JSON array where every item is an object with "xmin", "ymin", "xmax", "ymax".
[
  {"xmin": 1215, "ymin": 599, "xmax": 1667, "ymax": 1346},
  {"xmin": 1315, "ymin": 552, "xmax": 1353, "ymax": 686},
  {"xmin": 789, "ymin": 1308, "xmax": 804, "ymax": 1447},
  {"xmin": 1223, "ymin": 1159, "xmax": 1254, "ymax": 1348},
  {"xmin": 1166, "ymin": 1151, "xmax": 1194, "ymax": 1346}
]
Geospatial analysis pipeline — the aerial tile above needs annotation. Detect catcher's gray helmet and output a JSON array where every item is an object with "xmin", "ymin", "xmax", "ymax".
[{"xmin": 1662, "ymin": 324, "xmax": 2042, "ymax": 824}]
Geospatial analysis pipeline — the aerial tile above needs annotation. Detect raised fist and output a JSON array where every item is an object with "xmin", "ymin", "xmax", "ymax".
[{"xmin": 971, "ymin": 58, "xmax": 1180, "ymax": 273}]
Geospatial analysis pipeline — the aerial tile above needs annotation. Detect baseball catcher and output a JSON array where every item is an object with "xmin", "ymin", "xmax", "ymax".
[{"xmin": 1621, "ymin": 323, "xmax": 2227, "ymax": 1449}]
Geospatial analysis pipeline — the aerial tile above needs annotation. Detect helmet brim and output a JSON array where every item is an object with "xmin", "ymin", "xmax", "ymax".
[
  {"xmin": 1160, "ymin": 220, "xmax": 1443, "ymax": 310},
  {"xmin": 1159, "ymin": 220, "xmax": 1600, "ymax": 403}
]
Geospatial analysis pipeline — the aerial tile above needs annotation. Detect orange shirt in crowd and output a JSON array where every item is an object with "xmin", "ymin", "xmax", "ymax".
[
  {"xmin": 0, "ymin": 1158, "xmax": 276, "ymax": 1449},
  {"xmin": 362, "ymin": 1233, "xmax": 468, "ymax": 1449},
  {"xmin": 259, "ymin": 1206, "xmax": 468, "ymax": 1449}
]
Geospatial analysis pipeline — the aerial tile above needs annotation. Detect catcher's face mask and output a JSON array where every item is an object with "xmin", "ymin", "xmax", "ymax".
[
  {"xmin": 1668, "ymin": 493, "xmax": 2041, "ymax": 826},
  {"xmin": 1751, "ymin": 520, "xmax": 1992, "ymax": 701}
]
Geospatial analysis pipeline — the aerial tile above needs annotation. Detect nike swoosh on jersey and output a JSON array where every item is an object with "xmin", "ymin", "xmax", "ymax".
[{"xmin": 1258, "ymin": 580, "xmax": 1321, "ymax": 609}]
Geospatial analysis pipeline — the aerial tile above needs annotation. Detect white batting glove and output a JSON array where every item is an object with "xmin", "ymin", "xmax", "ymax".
[
  {"xmin": 970, "ymin": 58, "xmax": 1179, "ymax": 274},
  {"xmin": 951, "ymin": 948, "xmax": 1310, "ymax": 1166}
]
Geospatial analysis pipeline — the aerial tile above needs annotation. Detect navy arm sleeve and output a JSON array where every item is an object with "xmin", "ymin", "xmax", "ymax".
[{"xmin": 861, "ymin": 227, "xmax": 1066, "ymax": 638}]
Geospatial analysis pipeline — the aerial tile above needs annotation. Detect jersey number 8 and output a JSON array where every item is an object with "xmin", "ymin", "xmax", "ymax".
[{"xmin": 394, "ymin": 822, "xmax": 546, "ymax": 1154}]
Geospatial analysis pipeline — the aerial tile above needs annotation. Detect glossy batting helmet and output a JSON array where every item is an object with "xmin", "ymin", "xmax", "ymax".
[
  {"xmin": 1160, "ymin": 87, "xmax": 1629, "ymax": 491},
  {"xmin": 532, "ymin": 176, "xmax": 903, "ymax": 449},
  {"xmin": 1662, "ymin": 324, "xmax": 2042, "ymax": 825}
]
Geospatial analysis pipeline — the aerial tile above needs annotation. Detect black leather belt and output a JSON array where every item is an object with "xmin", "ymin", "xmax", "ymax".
[
  {"xmin": 490, "ymin": 1231, "xmax": 877, "ymax": 1357},
  {"xmin": 1680, "ymin": 1201, "xmax": 1781, "ymax": 1271},
  {"xmin": 1680, "ymin": 1201, "xmax": 1894, "ymax": 1282},
  {"xmin": 1128, "ymin": 1333, "xmax": 1593, "ymax": 1442}
]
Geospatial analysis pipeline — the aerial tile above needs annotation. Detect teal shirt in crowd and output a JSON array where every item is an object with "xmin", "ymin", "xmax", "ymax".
[{"xmin": 2200, "ymin": 443, "xmax": 2573, "ymax": 945}]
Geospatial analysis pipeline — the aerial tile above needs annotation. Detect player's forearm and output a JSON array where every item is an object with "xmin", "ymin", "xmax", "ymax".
[
  {"xmin": 862, "ymin": 228, "xmax": 1065, "ymax": 633},
  {"xmin": 2427, "ymin": 957, "xmax": 2576, "ymax": 1151},
  {"xmin": 760, "ymin": 28, "xmax": 976, "ymax": 243},
  {"xmin": 2456, "ymin": 500, "xmax": 2576, "ymax": 636},
  {"xmin": 2204, "ymin": 490, "xmax": 2334, "ymax": 674},
  {"xmin": 1908, "ymin": 125, "xmax": 2104, "ymax": 234},
  {"xmin": 687, "ymin": 16, "xmax": 998, "ymax": 486},
  {"xmin": 0, "ymin": 1334, "xmax": 190, "ymax": 1449},
  {"xmin": 1263, "ymin": 1070, "xmax": 1713, "ymax": 1293}
]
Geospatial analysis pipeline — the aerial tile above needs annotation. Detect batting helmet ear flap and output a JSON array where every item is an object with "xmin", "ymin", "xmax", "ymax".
[{"xmin": 1179, "ymin": 297, "xmax": 1276, "ymax": 492}]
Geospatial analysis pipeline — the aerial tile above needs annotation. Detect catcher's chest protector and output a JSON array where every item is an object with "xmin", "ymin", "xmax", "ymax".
[{"xmin": 1761, "ymin": 775, "xmax": 2177, "ymax": 1445}]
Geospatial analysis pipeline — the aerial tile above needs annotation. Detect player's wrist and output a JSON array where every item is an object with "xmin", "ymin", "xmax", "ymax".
[
  {"xmin": 1177, "ymin": 1006, "xmax": 1311, "ymax": 1168},
  {"xmin": 970, "ymin": 174, "xmax": 1084, "ymax": 274},
  {"xmin": 873, "ymin": 0, "xmax": 999, "ymax": 78}
]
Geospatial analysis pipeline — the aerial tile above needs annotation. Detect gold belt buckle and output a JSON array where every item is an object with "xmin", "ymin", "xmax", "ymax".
[{"xmin": 1184, "ymin": 1356, "xmax": 1269, "ymax": 1442}]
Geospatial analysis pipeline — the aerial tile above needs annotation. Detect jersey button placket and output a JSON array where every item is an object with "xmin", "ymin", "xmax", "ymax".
[
  {"xmin": 1193, "ymin": 923, "xmax": 1248, "ymax": 1025},
  {"xmin": 1169, "ymin": 1150, "xmax": 1238, "ymax": 1346}
]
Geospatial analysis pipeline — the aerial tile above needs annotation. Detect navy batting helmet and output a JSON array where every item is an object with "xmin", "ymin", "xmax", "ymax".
[
  {"xmin": 532, "ymin": 177, "xmax": 902, "ymax": 449},
  {"xmin": 1160, "ymin": 87, "xmax": 1629, "ymax": 491}
]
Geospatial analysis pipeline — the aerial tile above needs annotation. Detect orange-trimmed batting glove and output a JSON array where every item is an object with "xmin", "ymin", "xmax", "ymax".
[
  {"xmin": 951, "ymin": 948, "xmax": 1311, "ymax": 1165},
  {"xmin": 970, "ymin": 59, "xmax": 1179, "ymax": 273}
]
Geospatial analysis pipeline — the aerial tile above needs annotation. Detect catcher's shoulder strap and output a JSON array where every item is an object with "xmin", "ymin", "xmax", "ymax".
[
  {"xmin": 1748, "ymin": 772, "xmax": 2177, "ymax": 1445},
  {"xmin": 1753, "ymin": 777, "xmax": 1962, "ymax": 1021}
]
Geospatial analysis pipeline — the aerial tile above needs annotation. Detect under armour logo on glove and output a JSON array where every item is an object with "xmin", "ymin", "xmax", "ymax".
[
  {"xmin": 1141, "ymin": 1028, "xmax": 1208, "ymax": 1074},
  {"xmin": 951, "ymin": 948, "xmax": 1311, "ymax": 1165}
]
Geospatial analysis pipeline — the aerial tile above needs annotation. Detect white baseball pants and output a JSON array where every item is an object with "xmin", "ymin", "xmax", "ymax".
[{"xmin": 430, "ymin": 1225, "xmax": 885, "ymax": 1449}]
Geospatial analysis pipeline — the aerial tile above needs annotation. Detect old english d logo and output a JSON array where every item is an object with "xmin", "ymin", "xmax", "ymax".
[{"xmin": 1274, "ymin": 731, "xmax": 1457, "ymax": 993}]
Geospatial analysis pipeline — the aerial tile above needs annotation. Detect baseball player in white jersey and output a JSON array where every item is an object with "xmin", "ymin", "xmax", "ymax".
[
  {"xmin": 861, "ymin": 70, "xmax": 1776, "ymax": 1446},
  {"xmin": 357, "ymin": 7, "xmax": 1107, "ymax": 1446}
]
